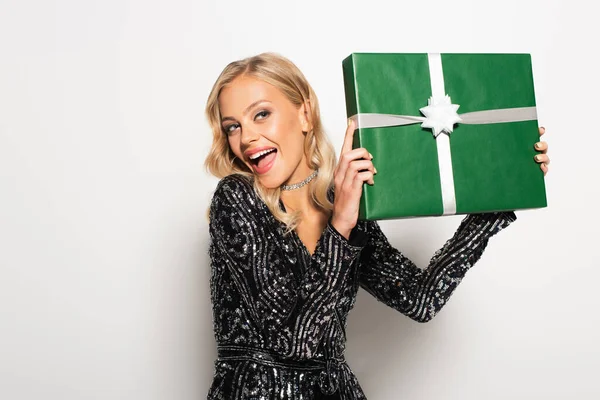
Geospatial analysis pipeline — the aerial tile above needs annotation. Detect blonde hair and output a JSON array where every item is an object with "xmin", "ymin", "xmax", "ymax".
[{"xmin": 204, "ymin": 52, "xmax": 336, "ymax": 231}]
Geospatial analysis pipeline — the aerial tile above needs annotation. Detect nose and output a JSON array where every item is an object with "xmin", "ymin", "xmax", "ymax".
[{"xmin": 240, "ymin": 124, "xmax": 260, "ymax": 147}]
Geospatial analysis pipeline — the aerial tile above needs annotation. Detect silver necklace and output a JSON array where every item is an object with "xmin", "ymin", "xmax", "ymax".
[{"xmin": 281, "ymin": 170, "xmax": 319, "ymax": 191}]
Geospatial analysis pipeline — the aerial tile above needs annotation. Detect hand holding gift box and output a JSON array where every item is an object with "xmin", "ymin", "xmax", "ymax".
[{"xmin": 342, "ymin": 53, "xmax": 550, "ymax": 220}]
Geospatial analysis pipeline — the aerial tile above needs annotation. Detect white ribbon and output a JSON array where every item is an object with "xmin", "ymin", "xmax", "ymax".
[
  {"xmin": 349, "ymin": 53, "xmax": 537, "ymax": 215},
  {"xmin": 428, "ymin": 53, "xmax": 456, "ymax": 215}
]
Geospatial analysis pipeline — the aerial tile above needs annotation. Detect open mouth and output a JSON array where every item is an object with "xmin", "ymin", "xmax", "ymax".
[{"xmin": 248, "ymin": 148, "xmax": 277, "ymax": 174}]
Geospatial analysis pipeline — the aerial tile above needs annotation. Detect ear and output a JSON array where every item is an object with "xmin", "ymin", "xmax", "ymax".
[{"xmin": 299, "ymin": 100, "xmax": 312, "ymax": 133}]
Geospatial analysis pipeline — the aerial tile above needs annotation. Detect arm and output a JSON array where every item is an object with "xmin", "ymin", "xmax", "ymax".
[
  {"xmin": 358, "ymin": 211, "xmax": 517, "ymax": 322},
  {"xmin": 209, "ymin": 175, "xmax": 361, "ymax": 359}
]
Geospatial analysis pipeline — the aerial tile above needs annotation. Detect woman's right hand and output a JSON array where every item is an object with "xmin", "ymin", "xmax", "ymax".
[{"xmin": 330, "ymin": 118, "xmax": 376, "ymax": 240}]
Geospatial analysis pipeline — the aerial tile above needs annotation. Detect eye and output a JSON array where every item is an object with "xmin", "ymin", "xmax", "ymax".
[
  {"xmin": 254, "ymin": 110, "xmax": 270, "ymax": 120},
  {"xmin": 223, "ymin": 123, "xmax": 240, "ymax": 135}
]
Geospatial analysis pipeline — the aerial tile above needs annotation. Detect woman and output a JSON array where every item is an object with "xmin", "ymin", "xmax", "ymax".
[{"xmin": 204, "ymin": 52, "xmax": 550, "ymax": 399}]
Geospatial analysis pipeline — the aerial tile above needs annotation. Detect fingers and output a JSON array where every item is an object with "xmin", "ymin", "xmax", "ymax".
[
  {"xmin": 534, "ymin": 154, "xmax": 550, "ymax": 165},
  {"xmin": 534, "ymin": 141, "xmax": 548, "ymax": 154},
  {"xmin": 535, "ymin": 153, "xmax": 550, "ymax": 176},
  {"xmin": 342, "ymin": 159, "xmax": 376, "ymax": 189},
  {"xmin": 341, "ymin": 170, "xmax": 374, "ymax": 198},
  {"xmin": 335, "ymin": 147, "xmax": 373, "ymax": 185},
  {"xmin": 340, "ymin": 118, "xmax": 357, "ymax": 155},
  {"xmin": 353, "ymin": 171, "xmax": 375, "ymax": 187},
  {"xmin": 541, "ymin": 163, "xmax": 548, "ymax": 176},
  {"xmin": 536, "ymin": 126, "xmax": 549, "ymax": 176},
  {"xmin": 331, "ymin": 143, "xmax": 375, "ymax": 237}
]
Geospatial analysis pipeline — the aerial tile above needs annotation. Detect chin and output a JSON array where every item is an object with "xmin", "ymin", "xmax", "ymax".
[{"xmin": 255, "ymin": 175, "xmax": 284, "ymax": 190}]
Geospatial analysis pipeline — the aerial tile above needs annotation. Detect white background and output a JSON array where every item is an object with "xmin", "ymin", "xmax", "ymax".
[{"xmin": 1, "ymin": 0, "xmax": 598, "ymax": 399}]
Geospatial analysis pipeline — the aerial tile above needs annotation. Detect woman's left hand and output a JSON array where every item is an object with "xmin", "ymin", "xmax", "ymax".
[{"xmin": 534, "ymin": 127, "xmax": 550, "ymax": 176}]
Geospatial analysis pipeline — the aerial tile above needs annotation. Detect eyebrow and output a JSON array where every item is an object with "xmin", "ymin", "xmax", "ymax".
[{"xmin": 221, "ymin": 100, "xmax": 271, "ymax": 123}]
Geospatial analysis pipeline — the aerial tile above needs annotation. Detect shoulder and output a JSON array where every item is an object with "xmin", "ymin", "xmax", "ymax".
[
  {"xmin": 214, "ymin": 173, "xmax": 255, "ymax": 197},
  {"xmin": 210, "ymin": 173, "xmax": 260, "ymax": 215},
  {"xmin": 209, "ymin": 174, "xmax": 270, "ymax": 249}
]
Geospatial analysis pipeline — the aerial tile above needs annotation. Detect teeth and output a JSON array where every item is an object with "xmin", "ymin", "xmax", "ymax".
[{"xmin": 249, "ymin": 148, "xmax": 275, "ymax": 160}]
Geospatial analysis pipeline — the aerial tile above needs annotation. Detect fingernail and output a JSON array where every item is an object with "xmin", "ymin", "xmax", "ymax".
[
  {"xmin": 374, "ymin": 167, "xmax": 378, "ymax": 174},
  {"xmin": 348, "ymin": 118, "xmax": 352, "ymax": 127},
  {"xmin": 535, "ymin": 155, "xmax": 541, "ymax": 161},
  {"xmin": 369, "ymin": 153, "xmax": 374, "ymax": 159},
  {"xmin": 535, "ymin": 143, "xmax": 541, "ymax": 149}
]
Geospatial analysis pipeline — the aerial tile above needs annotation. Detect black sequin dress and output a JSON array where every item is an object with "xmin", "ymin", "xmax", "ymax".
[{"xmin": 207, "ymin": 174, "xmax": 516, "ymax": 399}]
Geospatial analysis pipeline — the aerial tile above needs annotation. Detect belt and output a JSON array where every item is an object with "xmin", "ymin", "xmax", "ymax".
[{"xmin": 217, "ymin": 345, "xmax": 344, "ymax": 395}]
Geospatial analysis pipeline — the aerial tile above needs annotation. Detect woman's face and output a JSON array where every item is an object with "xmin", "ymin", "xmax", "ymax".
[{"xmin": 218, "ymin": 75, "xmax": 311, "ymax": 189}]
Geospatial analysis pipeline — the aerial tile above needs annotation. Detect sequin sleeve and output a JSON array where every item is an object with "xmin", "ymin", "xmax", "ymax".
[
  {"xmin": 357, "ymin": 211, "xmax": 517, "ymax": 322},
  {"xmin": 209, "ymin": 175, "xmax": 362, "ymax": 359}
]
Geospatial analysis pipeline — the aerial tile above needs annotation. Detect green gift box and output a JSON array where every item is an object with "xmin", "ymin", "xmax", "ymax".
[{"xmin": 342, "ymin": 53, "xmax": 547, "ymax": 220}]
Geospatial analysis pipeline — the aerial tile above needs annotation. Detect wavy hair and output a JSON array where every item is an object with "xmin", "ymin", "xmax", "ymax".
[{"xmin": 204, "ymin": 52, "xmax": 336, "ymax": 231}]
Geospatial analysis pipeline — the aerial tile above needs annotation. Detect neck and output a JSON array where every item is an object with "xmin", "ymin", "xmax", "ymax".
[
  {"xmin": 280, "ymin": 165, "xmax": 317, "ymax": 215},
  {"xmin": 280, "ymin": 182, "xmax": 314, "ymax": 214}
]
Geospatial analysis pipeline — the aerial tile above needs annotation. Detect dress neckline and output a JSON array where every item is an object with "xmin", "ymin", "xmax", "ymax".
[{"xmin": 278, "ymin": 199, "xmax": 316, "ymax": 258}]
